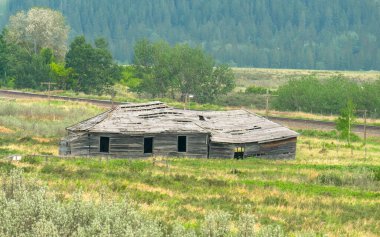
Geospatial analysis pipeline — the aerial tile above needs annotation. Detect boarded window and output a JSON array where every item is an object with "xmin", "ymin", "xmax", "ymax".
[
  {"xmin": 144, "ymin": 137, "xmax": 153, "ymax": 154},
  {"xmin": 178, "ymin": 136, "xmax": 187, "ymax": 152},
  {"xmin": 100, "ymin": 137, "xmax": 110, "ymax": 153}
]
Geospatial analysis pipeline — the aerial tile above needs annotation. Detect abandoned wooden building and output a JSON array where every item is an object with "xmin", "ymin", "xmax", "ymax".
[{"xmin": 59, "ymin": 102, "xmax": 298, "ymax": 159}]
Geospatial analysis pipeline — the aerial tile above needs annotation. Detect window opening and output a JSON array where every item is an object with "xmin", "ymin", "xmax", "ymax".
[
  {"xmin": 144, "ymin": 137, "xmax": 153, "ymax": 154},
  {"xmin": 234, "ymin": 146, "xmax": 245, "ymax": 159},
  {"xmin": 178, "ymin": 136, "xmax": 187, "ymax": 152},
  {"xmin": 100, "ymin": 137, "xmax": 110, "ymax": 153}
]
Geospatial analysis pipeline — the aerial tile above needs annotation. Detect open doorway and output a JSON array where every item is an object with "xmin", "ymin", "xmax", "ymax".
[{"xmin": 234, "ymin": 146, "xmax": 245, "ymax": 159}]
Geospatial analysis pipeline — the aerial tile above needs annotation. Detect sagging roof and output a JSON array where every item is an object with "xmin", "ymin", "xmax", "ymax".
[{"xmin": 67, "ymin": 101, "xmax": 298, "ymax": 144}]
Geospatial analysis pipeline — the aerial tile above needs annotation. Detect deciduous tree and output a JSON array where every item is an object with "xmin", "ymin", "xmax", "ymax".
[
  {"xmin": 336, "ymin": 100, "xmax": 356, "ymax": 145},
  {"xmin": 133, "ymin": 40, "xmax": 235, "ymax": 103},
  {"xmin": 5, "ymin": 7, "xmax": 69, "ymax": 60},
  {"xmin": 65, "ymin": 36, "xmax": 121, "ymax": 94}
]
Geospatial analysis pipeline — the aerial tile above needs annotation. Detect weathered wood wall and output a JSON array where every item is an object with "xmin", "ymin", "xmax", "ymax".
[
  {"xmin": 259, "ymin": 138, "xmax": 297, "ymax": 159},
  {"xmin": 208, "ymin": 142, "xmax": 235, "ymax": 159},
  {"xmin": 208, "ymin": 138, "xmax": 296, "ymax": 159},
  {"xmin": 61, "ymin": 132, "xmax": 296, "ymax": 159},
  {"xmin": 65, "ymin": 132, "xmax": 208, "ymax": 158}
]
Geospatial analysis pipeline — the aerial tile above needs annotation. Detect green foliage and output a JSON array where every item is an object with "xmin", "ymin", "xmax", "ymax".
[
  {"xmin": 4, "ymin": 7, "xmax": 69, "ymax": 60},
  {"xmin": 245, "ymin": 86, "xmax": 268, "ymax": 95},
  {"xmin": 274, "ymin": 75, "xmax": 380, "ymax": 117},
  {"xmin": 1, "ymin": 41, "xmax": 51, "ymax": 89},
  {"xmin": 0, "ymin": 31, "xmax": 7, "ymax": 81},
  {"xmin": 0, "ymin": 170, "xmax": 165, "ymax": 237},
  {"xmin": 50, "ymin": 62, "xmax": 75, "ymax": 90},
  {"xmin": 4, "ymin": 0, "xmax": 380, "ymax": 70},
  {"xmin": 133, "ymin": 39, "xmax": 235, "ymax": 103},
  {"xmin": 120, "ymin": 66, "xmax": 141, "ymax": 91},
  {"xmin": 336, "ymin": 100, "xmax": 356, "ymax": 144},
  {"xmin": 65, "ymin": 36, "xmax": 122, "ymax": 95}
]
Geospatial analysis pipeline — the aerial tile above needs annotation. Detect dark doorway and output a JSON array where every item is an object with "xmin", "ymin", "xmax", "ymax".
[
  {"xmin": 178, "ymin": 136, "xmax": 187, "ymax": 152},
  {"xmin": 234, "ymin": 147, "xmax": 245, "ymax": 159},
  {"xmin": 100, "ymin": 137, "xmax": 110, "ymax": 153},
  {"xmin": 144, "ymin": 137, "xmax": 153, "ymax": 154}
]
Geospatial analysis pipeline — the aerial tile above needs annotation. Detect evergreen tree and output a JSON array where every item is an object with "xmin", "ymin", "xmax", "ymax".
[{"xmin": 3, "ymin": 0, "xmax": 380, "ymax": 70}]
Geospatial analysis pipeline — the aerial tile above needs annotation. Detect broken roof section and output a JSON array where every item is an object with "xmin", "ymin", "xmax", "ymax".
[{"xmin": 67, "ymin": 101, "xmax": 298, "ymax": 144}]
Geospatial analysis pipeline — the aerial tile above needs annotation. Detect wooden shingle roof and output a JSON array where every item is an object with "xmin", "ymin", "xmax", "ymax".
[{"xmin": 67, "ymin": 102, "xmax": 298, "ymax": 143}]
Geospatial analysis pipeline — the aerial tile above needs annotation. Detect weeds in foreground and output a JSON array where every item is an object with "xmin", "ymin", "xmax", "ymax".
[{"xmin": 0, "ymin": 169, "xmax": 300, "ymax": 237}]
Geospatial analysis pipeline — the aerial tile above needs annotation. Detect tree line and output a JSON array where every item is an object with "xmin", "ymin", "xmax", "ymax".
[
  {"xmin": 273, "ymin": 75, "xmax": 380, "ymax": 117},
  {"xmin": 3, "ymin": 0, "xmax": 380, "ymax": 70},
  {"xmin": 0, "ymin": 8, "xmax": 235, "ymax": 103}
]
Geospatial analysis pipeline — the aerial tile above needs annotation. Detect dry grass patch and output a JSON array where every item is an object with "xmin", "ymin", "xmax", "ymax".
[
  {"xmin": 0, "ymin": 126, "xmax": 15, "ymax": 134},
  {"xmin": 233, "ymin": 67, "xmax": 380, "ymax": 88}
]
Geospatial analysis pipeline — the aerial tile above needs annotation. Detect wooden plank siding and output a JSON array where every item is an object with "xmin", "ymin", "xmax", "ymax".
[
  {"xmin": 67, "ymin": 132, "xmax": 209, "ymax": 158},
  {"xmin": 259, "ymin": 138, "xmax": 297, "ymax": 159}
]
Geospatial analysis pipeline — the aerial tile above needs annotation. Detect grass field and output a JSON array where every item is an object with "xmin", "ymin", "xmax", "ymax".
[
  {"xmin": 233, "ymin": 67, "xmax": 380, "ymax": 89},
  {"xmin": 0, "ymin": 98, "xmax": 379, "ymax": 236}
]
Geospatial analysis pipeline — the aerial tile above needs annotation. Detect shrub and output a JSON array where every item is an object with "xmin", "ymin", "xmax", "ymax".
[
  {"xmin": 237, "ymin": 212, "xmax": 256, "ymax": 237},
  {"xmin": 245, "ymin": 86, "xmax": 268, "ymax": 95},
  {"xmin": 0, "ymin": 169, "xmax": 290, "ymax": 236},
  {"xmin": 201, "ymin": 210, "xmax": 231, "ymax": 237},
  {"xmin": 257, "ymin": 225, "xmax": 285, "ymax": 237},
  {"xmin": 0, "ymin": 170, "xmax": 164, "ymax": 237}
]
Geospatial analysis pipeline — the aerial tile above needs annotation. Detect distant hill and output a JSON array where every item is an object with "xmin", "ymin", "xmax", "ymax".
[{"xmin": 2, "ymin": 0, "xmax": 380, "ymax": 70}]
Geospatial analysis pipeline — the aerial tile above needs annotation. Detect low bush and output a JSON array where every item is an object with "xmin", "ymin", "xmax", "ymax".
[
  {"xmin": 0, "ymin": 169, "xmax": 295, "ymax": 237},
  {"xmin": 245, "ymin": 86, "xmax": 269, "ymax": 95}
]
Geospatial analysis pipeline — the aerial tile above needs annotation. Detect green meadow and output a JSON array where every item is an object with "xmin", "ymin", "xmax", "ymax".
[{"xmin": 0, "ymin": 98, "xmax": 379, "ymax": 236}]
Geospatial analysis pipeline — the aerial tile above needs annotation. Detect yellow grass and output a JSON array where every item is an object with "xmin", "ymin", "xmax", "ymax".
[
  {"xmin": 233, "ymin": 67, "xmax": 380, "ymax": 88},
  {"xmin": 0, "ymin": 126, "xmax": 15, "ymax": 134},
  {"xmin": 249, "ymin": 108, "xmax": 380, "ymax": 125}
]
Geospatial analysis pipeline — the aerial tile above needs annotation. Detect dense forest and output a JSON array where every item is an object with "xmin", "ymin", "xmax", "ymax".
[{"xmin": 1, "ymin": 0, "xmax": 380, "ymax": 70}]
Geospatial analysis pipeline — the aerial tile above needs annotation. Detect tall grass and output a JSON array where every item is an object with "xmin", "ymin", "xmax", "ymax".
[
  {"xmin": 0, "ymin": 169, "xmax": 290, "ymax": 237},
  {"xmin": 0, "ymin": 99, "xmax": 102, "ymax": 137}
]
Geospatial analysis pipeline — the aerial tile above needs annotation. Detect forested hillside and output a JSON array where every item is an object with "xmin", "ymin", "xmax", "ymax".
[{"xmin": 2, "ymin": 0, "xmax": 380, "ymax": 70}]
